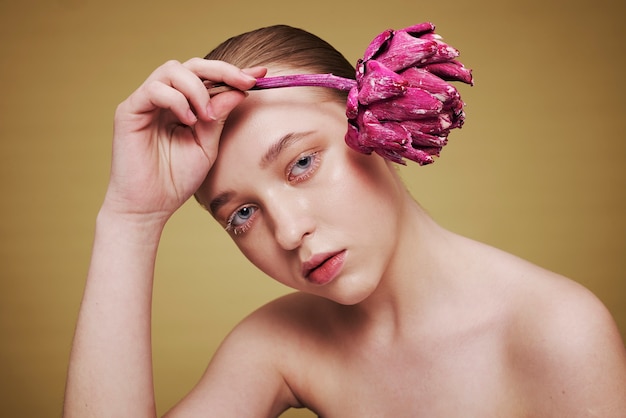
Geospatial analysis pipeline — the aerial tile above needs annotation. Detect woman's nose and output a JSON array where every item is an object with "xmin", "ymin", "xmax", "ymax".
[{"xmin": 266, "ymin": 192, "xmax": 316, "ymax": 251}]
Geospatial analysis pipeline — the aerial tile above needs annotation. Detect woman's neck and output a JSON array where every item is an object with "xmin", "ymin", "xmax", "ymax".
[{"xmin": 346, "ymin": 194, "xmax": 469, "ymax": 341}]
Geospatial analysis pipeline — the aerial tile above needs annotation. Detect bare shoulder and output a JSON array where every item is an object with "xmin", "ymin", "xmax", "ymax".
[
  {"xmin": 238, "ymin": 291, "xmax": 337, "ymax": 339},
  {"xmin": 165, "ymin": 292, "xmax": 327, "ymax": 417},
  {"xmin": 495, "ymin": 251, "xmax": 626, "ymax": 416},
  {"xmin": 214, "ymin": 291, "xmax": 332, "ymax": 380}
]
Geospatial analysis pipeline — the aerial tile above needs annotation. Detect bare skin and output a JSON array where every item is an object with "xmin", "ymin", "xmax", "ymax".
[
  {"xmin": 199, "ymin": 236, "xmax": 626, "ymax": 418},
  {"xmin": 64, "ymin": 59, "xmax": 626, "ymax": 418}
]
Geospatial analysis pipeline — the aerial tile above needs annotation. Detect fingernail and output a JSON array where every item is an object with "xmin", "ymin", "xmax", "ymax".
[
  {"xmin": 206, "ymin": 103, "xmax": 217, "ymax": 120},
  {"xmin": 187, "ymin": 109, "xmax": 198, "ymax": 124},
  {"xmin": 242, "ymin": 73, "xmax": 257, "ymax": 82},
  {"xmin": 240, "ymin": 68, "xmax": 259, "ymax": 81}
]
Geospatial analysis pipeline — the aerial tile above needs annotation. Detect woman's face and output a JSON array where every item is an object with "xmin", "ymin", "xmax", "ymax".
[{"xmin": 197, "ymin": 86, "xmax": 405, "ymax": 305}]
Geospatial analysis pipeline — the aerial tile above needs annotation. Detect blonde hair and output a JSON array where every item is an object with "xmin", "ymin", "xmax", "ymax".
[{"xmin": 204, "ymin": 25, "xmax": 355, "ymax": 101}]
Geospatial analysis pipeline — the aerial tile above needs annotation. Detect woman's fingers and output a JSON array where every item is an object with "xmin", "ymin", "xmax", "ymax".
[
  {"xmin": 143, "ymin": 79, "xmax": 200, "ymax": 126},
  {"xmin": 242, "ymin": 66, "xmax": 268, "ymax": 78},
  {"xmin": 127, "ymin": 59, "xmax": 265, "ymax": 126},
  {"xmin": 183, "ymin": 58, "xmax": 260, "ymax": 91},
  {"xmin": 139, "ymin": 60, "xmax": 213, "ymax": 122},
  {"xmin": 193, "ymin": 89, "xmax": 247, "ymax": 159},
  {"xmin": 181, "ymin": 58, "xmax": 255, "ymax": 121}
]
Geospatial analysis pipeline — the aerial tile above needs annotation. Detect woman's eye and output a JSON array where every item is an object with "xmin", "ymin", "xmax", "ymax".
[
  {"xmin": 288, "ymin": 153, "xmax": 319, "ymax": 181},
  {"xmin": 226, "ymin": 206, "xmax": 257, "ymax": 235}
]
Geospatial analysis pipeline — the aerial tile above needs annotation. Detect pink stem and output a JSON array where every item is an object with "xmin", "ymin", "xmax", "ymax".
[{"xmin": 252, "ymin": 74, "xmax": 357, "ymax": 91}]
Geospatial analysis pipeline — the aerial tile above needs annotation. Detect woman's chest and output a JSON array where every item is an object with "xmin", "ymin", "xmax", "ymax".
[{"xmin": 289, "ymin": 332, "xmax": 526, "ymax": 417}]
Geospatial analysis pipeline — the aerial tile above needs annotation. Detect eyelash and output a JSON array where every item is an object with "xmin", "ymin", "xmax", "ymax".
[
  {"xmin": 287, "ymin": 152, "xmax": 320, "ymax": 183},
  {"xmin": 225, "ymin": 206, "xmax": 256, "ymax": 236},
  {"xmin": 225, "ymin": 152, "xmax": 321, "ymax": 236}
]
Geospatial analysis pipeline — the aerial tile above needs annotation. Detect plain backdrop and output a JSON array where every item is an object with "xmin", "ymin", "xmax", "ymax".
[{"xmin": 1, "ymin": 0, "xmax": 624, "ymax": 416}]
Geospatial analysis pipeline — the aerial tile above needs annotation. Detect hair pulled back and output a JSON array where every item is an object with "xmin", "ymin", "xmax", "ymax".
[{"xmin": 204, "ymin": 25, "xmax": 355, "ymax": 101}]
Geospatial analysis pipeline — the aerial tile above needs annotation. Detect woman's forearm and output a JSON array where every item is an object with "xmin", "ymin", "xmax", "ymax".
[
  {"xmin": 63, "ymin": 58, "xmax": 261, "ymax": 417},
  {"xmin": 64, "ymin": 208, "xmax": 166, "ymax": 418}
]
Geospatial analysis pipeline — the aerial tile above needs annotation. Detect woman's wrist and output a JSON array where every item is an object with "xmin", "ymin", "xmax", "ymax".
[{"xmin": 94, "ymin": 204, "xmax": 169, "ymax": 251}]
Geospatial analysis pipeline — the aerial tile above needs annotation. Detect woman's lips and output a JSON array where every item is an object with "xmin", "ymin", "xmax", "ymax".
[{"xmin": 302, "ymin": 250, "xmax": 346, "ymax": 285}]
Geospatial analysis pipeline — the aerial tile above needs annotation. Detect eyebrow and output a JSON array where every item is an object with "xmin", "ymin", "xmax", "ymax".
[
  {"xmin": 260, "ymin": 130, "xmax": 315, "ymax": 168},
  {"xmin": 208, "ymin": 130, "xmax": 316, "ymax": 216},
  {"xmin": 208, "ymin": 191, "xmax": 234, "ymax": 216}
]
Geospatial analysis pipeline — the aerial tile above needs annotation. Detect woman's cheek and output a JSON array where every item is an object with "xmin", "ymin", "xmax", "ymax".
[{"xmin": 233, "ymin": 226, "xmax": 292, "ymax": 283}]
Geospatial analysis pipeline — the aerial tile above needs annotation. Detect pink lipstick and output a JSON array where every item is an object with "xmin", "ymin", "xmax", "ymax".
[{"xmin": 302, "ymin": 250, "xmax": 346, "ymax": 285}]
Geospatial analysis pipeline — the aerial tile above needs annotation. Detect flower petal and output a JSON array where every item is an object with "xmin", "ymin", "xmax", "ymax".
[
  {"xmin": 382, "ymin": 120, "xmax": 448, "ymax": 147},
  {"xmin": 402, "ymin": 115, "xmax": 452, "ymax": 135},
  {"xmin": 361, "ymin": 111, "xmax": 409, "ymax": 150},
  {"xmin": 376, "ymin": 31, "xmax": 438, "ymax": 72},
  {"xmin": 368, "ymin": 88, "xmax": 442, "ymax": 121},
  {"xmin": 363, "ymin": 29, "xmax": 393, "ymax": 62},
  {"xmin": 419, "ymin": 41, "xmax": 460, "ymax": 65},
  {"xmin": 423, "ymin": 60, "xmax": 474, "ymax": 85},
  {"xmin": 357, "ymin": 60, "xmax": 408, "ymax": 105},
  {"xmin": 394, "ymin": 146, "xmax": 437, "ymax": 166},
  {"xmin": 345, "ymin": 122, "xmax": 373, "ymax": 154},
  {"xmin": 346, "ymin": 86, "xmax": 359, "ymax": 119},
  {"xmin": 401, "ymin": 22, "xmax": 436, "ymax": 37},
  {"xmin": 400, "ymin": 67, "xmax": 460, "ymax": 102}
]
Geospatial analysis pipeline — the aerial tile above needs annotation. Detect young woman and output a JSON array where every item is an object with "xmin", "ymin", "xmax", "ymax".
[{"xmin": 64, "ymin": 25, "xmax": 626, "ymax": 417}]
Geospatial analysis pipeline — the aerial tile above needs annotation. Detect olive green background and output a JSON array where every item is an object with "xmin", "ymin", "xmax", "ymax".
[{"xmin": 1, "ymin": 0, "xmax": 624, "ymax": 416}]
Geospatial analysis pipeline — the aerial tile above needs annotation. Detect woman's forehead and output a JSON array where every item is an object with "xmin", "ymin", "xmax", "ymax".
[
  {"xmin": 200, "ymin": 92, "xmax": 346, "ymax": 196},
  {"xmin": 221, "ymin": 88, "xmax": 343, "ymax": 147}
]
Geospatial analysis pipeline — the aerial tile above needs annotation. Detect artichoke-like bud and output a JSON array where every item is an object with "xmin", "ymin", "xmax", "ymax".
[
  {"xmin": 346, "ymin": 23, "xmax": 473, "ymax": 165},
  {"xmin": 207, "ymin": 22, "xmax": 473, "ymax": 165}
]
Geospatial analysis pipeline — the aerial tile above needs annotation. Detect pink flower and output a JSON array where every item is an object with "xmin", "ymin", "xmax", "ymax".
[{"xmin": 345, "ymin": 22, "xmax": 473, "ymax": 165}]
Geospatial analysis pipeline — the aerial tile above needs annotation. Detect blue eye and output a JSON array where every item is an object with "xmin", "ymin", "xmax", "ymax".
[
  {"xmin": 226, "ymin": 205, "xmax": 257, "ymax": 235},
  {"xmin": 288, "ymin": 153, "xmax": 319, "ymax": 181}
]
